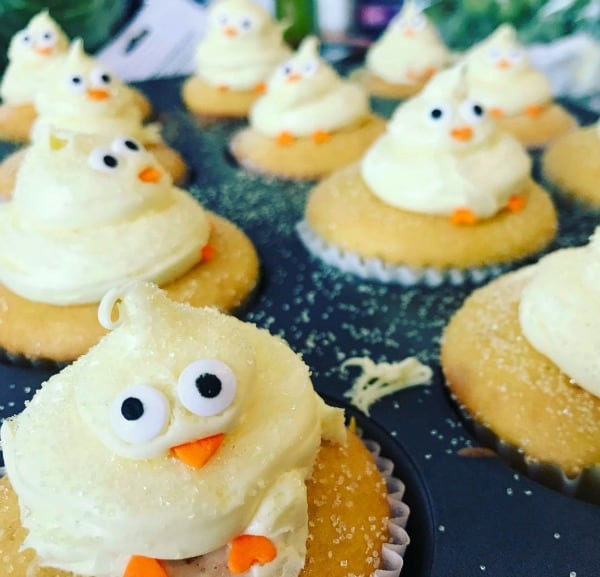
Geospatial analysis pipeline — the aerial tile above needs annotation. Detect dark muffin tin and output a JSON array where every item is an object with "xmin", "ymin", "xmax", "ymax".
[{"xmin": 0, "ymin": 77, "xmax": 598, "ymax": 577}]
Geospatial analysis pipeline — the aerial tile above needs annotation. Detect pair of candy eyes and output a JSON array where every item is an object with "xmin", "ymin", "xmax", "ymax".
[
  {"xmin": 87, "ymin": 138, "xmax": 145, "ymax": 174},
  {"xmin": 67, "ymin": 69, "xmax": 113, "ymax": 91},
  {"xmin": 20, "ymin": 29, "xmax": 56, "ymax": 47},
  {"xmin": 110, "ymin": 360, "xmax": 237, "ymax": 444},
  {"xmin": 279, "ymin": 60, "xmax": 319, "ymax": 78},
  {"xmin": 215, "ymin": 14, "xmax": 254, "ymax": 31},
  {"xmin": 395, "ymin": 14, "xmax": 426, "ymax": 30},
  {"xmin": 428, "ymin": 101, "xmax": 485, "ymax": 126},
  {"xmin": 487, "ymin": 48, "xmax": 523, "ymax": 64}
]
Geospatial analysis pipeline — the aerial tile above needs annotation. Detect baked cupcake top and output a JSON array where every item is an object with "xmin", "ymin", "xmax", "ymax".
[
  {"xmin": 0, "ymin": 10, "xmax": 69, "ymax": 105},
  {"xmin": 250, "ymin": 36, "xmax": 370, "ymax": 138},
  {"xmin": 465, "ymin": 24, "xmax": 552, "ymax": 117},
  {"xmin": 365, "ymin": 1, "xmax": 450, "ymax": 86},
  {"xmin": 31, "ymin": 39, "xmax": 159, "ymax": 143},
  {"xmin": 0, "ymin": 130, "xmax": 208, "ymax": 305},
  {"xmin": 1, "ymin": 282, "xmax": 346, "ymax": 577},
  {"xmin": 361, "ymin": 66, "xmax": 531, "ymax": 221},
  {"xmin": 520, "ymin": 228, "xmax": 600, "ymax": 398},
  {"xmin": 195, "ymin": 0, "xmax": 291, "ymax": 91}
]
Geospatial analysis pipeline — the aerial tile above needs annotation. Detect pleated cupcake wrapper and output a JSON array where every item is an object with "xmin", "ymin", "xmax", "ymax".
[
  {"xmin": 297, "ymin": 220, "xmax": 507, "ymax": 288},
  {"xmin": 448, "ymin": 388, "xmax": 600, "ymax": 506},
  {"xmin": 0, "ymin": 347, "xmax": 67, "ymax": 371},
  {"xmin": 364, "ymin": 437, "xmax": 411, "ymax": 577}
]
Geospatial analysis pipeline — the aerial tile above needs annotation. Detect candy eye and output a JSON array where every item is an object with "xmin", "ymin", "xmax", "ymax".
[
  {"xmin": 487, "ymin": 48, "xmax": 502, "ymax": 63},
  {"xmin": 88, "ymin": 148, "xmax": 121, "ymax": 173},
  {"xmin": 240, "ymin": 16, "xmax": 253, "ymax": 31},
  {"xmin": 112, "ymin": 137, "xmax": 143, "ymax": 155},
  {"xmin": 19, "ymin": 31, "xmax": 32, "ymax": 45},
  {"xmin": 67, "ymin": 74, "xmax": 86, "ymax": 92},
  {"xmin": 216, "ymin": 13, "xmax": 229, "ymax": 27},
  {"xmin": 427, "ymin": 103, "xmax": 451, "ymax": 125},
  {"xmin": 178, "ymin": 359, "xmax": 237, "ymax": 417},
  {"xmin": 110, "ymin": 384, "xmax": 169, "ymax": 444},
  {"xmin": 507, "ymin": 49, "xmax": 522, "ymax": 64},
  {"xmin": 412, "ymin": 14, "xmax": 426, "ymax": 30},
  {"xmin": 459, "ymin": 100, "xmax": 485, "ymax": 124},
  {"xmin": 91, "ymin": 67, "xmax": 112, "ymax": 87},
  {"xmin": 303, "ymin": 60, "xmax": 319, "ymax": 77},
  {"xmin": 38, "ymin": 29, "xmax": 56, "ymax": 48},
  {"xmin": 280, "ymin": 62, "xmax": 294, "ymax": 77}
]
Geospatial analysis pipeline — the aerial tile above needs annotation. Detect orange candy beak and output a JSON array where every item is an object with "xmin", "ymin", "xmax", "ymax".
[
  {"xmin": 403, "ymin": 28, "xmax": 415, "ymax": 37},
  {"xmin": 124, "ymin": 556, "xmax": 168, "ymax": 577},
  {"xmin": 171, "ymin": 433, "xmax": 225, "ymax": 468},
  {"xmin": 224, "ymin": 26, "xmax": 238, "ymax": 37},
  {"xmin": 286, "ymin": 72, "xmax": 302, "ymax": 83},
  {"xmin": 86, "ymin": 89, "xmax": 110, "ymax": 101},
  {"xmin": 496, "ymin": 59, "xmax": 511, "ymax": 69},
  {"xmin": 138, "ymin": 166, "xmax": 163, "ymax": 183},
  {"xmin": 36, "ymin": 46, "xmax": 53, "ymax": 56},
  {"xmin": 450, "ymin": 126, "xmax": 473, "ymax": 142}
]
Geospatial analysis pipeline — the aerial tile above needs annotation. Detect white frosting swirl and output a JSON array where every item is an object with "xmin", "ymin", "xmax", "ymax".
[
  {"xmin": 361, "ymin": 66, "xmax": 531, "ymax": 218},
  {"xmin": 1, "ymin": 283, "xmax": 346, "ymax": 577},
  {"xmin": 0, "ymin": 132, "xmax": 208, "ymax": 305},
  {"xmin": 31, "ymin": 39, "xmax": 158, "ymax": 144},
  {"xmin": 520, "ymin": 229, "xmax": 600, "ymax": 398},
  {"xmin": 366, "ymin": 1, "xmax": 450, "ymax": 85},
  {"xmin": 465, "ymin": 24, "xmax": 552, "ymax": 116},
  {"xmin": 195, "ymin": 0, "xmax": 291, "ymax": 90},
  {"xmin": 0, "ymin": 11, "xmax": 69, "ymax": 105},
  {"xmin": 250, "ymin": 36, "xmax": 370, "ymax": 137}
]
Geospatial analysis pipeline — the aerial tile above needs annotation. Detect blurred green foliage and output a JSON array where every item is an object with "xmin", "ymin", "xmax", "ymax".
[{"xmin": 425, "ymin": 0, "xmax": 600, "ymax": 48}]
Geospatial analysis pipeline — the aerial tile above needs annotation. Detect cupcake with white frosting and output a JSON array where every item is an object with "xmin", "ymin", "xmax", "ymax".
[
  {"xmin": 0, "ymin": 129, "xmax": 259, "ymax": 364},
  {"xmin": 465, "ymin": 24, "xmax": 577, "ymax": 148},
  {"xmin": 542, "ymin": 119, "xmax": 600, "ymax": 208},
  {"xmin": 442, "ymin": 230, "xmax": 600, "ymax": 501},
  {"xmin": 0, "ymin": 39, "xmax": 185, "ymax": 200},
  {"xmin": 230, "ymin": 36, "xmax": 385, "ymax": 180},
  {"xmin": 363, "ymin": 1, "xmax": 451, "ymax": 99},
  {"xmin": 0, "ymin": 282, "xmax": 408, "ymax": 577},
  {"xmin": 298, "ymin": 66, "xmax": 557, "ymax": 286},
  {"xmin": 0, "ymin": 11, "xmax": 69, "ymax": 142},
  {"xmin": 182, "ymin": 0, "xmax": 291, "ymax": 119}
]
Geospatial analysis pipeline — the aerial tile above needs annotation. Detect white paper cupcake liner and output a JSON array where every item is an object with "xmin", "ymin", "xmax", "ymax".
[
  {"xmin": 297, "ymin": 220, "xmax": 506, "ymax": 287},
  {"xmin": 365, "ymin": 437, "xmax": 411, "ymax": 577},
  {"xmin": 448, "ymin": 388, "xmax": 600, "ymax": 505}
]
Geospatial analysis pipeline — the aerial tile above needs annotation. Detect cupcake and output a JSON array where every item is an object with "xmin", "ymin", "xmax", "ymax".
[
  {"xmin": 465, "ymin": 24, "xmax": 577, "ymax": 148},
  {"xmin": 0, "ymin": 129, "xmax": 259, "ymax": 364},
  {"xmin": 362, "ymin": 1, "xmax": 451, "ymax": 99},
  {"xmin": 182, "ymin": 0, "xmax": 291, "ymax": 119},
  {"xmin": 441, "ymin": 229, "xmax": 600, "ymax": 499},
  {"xmin": 0, "ymin": 39, "xmax": 186, "ymax": 200},
  {"xmin": 0, "ymin": 11, "xmax": 69, "ymax": 142},
  {"xmin": 298, "ymin": 67, "xmax": 557, "ymax": 286},
  {"xmin": 542, "ymin": 119, "xmax": 600, "ymax": 207},
  {"xmin": 0, "ymin": 12, "xmax": 152, "ymax": 144},
  {"xmin": 0, "ymin": 282, "xmax": 408, "ymax": 577},
  {"xmin": 230, "ymin": 36, "xmax": 386, "ymax": 180}
]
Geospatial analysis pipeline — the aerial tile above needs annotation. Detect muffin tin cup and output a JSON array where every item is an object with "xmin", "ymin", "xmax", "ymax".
[
  {"xmin": 297, "ymin": 220, "xmax": 508, "ymax": 288},
  {"xmin": 448, "ymin": 389, "xmax": 600, "ymax": 505}
]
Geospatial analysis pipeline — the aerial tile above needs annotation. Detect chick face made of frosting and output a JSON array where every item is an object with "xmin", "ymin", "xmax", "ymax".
[
  {"xmin": 361, "ymin": 66, "xmax": 531, "ymax": 220},
  {"xmin": 0, "ymin": 131, "xmax": 208, "ymax": 305},
  {"xmin": 31, "ymin": 39, "xmax": 155, "ymax": 142},
  {"xmin": 250, "ymin": 36, "xmax": 369, "ymax": 138},
  {"xmin": 1, "ymin": 11, "xmax": 69, "ymax": 104},
  {"xmin": 195, "ymin": 0, "xmax": 290, "ymax": 90},
  {"xmin": 1, "ymin": 282, "xmax": 346, "ymax": 577},
  {"xmin": 465, "ymin": 24, "xmax": 552, "ymax": 116},
  {"xmin": 366, "ymin": 0, "xmax": 449, "ymax": 85}
]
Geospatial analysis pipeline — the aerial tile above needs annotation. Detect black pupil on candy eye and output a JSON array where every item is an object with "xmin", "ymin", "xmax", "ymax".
[
  {"xmin": 125, "ymin": 140, "xmax": 139, "ymax": 151},
  {"xmin": 71, "ymin": 76, "xmax": 82, "ymax": 85},
  {"xmin": 103, "ymin": 155, "xmax": 118, "ymax": 168},
  {"xmin": 44, "ymin": 32, "xmax": 52, "ymax": 39},
  {"xmin": 431, "ymin": 108, "xmax": 443, "ymax": 120},
  {"xmin": 473, "ymin": 104, "xmax": 483, "ymax": 116},
  {"xmin": 121, "ymin": 397, "xmax": 144, "ymax": 421},
  {"xmin": 195, "ymin": 373, "xmax": 222, "ymax": 398},
  {"xmin": 101, "ymin": 73, "xmax": 111, "ymax": 83}
]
